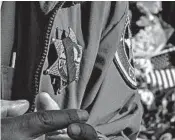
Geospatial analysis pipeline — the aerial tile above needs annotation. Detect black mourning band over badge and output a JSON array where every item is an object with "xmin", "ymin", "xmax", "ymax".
[{"xmin": 44, "ymin": 28, "xmax": 83, "ymax": 94}]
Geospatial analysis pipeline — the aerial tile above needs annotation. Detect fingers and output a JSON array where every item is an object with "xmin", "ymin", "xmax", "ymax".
[
  {"xmin": 1, "ymin": 109, "xmax": 89, "ymax": 139},
  {"xmin": 67, "ymin": 123, "xmax": 99, "ymax": 140},
  {"xmin": 35, "ymin": 92, "xmax": 61, "ymax": 139},
  {"xmin": 1, "ymin": 100, "xmax": 29, "ymax": 118},
  {"xmin": 36, "ymin": 92, "xmax": 60, "ymax": 111}
]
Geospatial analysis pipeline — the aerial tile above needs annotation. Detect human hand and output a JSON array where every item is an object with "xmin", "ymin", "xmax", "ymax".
[
  {"xmin": 1, "ymin": 99, "xmax": 89, "ymax": 140},
  {"xmin": 36, "ymin": 92, "xmax": 99, "ymax": 140},
  {"xmin": 1, "ymin": 99, "xmax": 29, "ymax": 118}
]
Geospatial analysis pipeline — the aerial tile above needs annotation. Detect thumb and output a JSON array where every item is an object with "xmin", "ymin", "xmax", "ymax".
[
  {"xmin": 36, "ymin": 92, "xmax": 60, "ymax": 111},
  {"xmin": 67, "ymin": 123, "xmax": 99, "ymax": 140},
  {"xmin": 1, "ymin": 100, "xmax": 29, "ymax": 118}
]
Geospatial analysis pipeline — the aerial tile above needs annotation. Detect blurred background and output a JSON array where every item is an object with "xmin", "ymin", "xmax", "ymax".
[{"xmin": 129, "ymin": 1, "xmax": 175, "ymax": 140}]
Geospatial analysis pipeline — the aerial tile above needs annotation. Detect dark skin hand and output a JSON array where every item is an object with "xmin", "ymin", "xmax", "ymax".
[{"xmin": 1, "ymin": 93, "xmax": 99, "ymax": 140}]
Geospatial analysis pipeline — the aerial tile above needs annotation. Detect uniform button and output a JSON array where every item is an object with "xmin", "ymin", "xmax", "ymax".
[{"xmin": 52, "ymin": 38, "xmax": 56, "ymax": 42}]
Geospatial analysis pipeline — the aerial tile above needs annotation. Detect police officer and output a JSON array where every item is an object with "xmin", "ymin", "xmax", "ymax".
[{"xmin": 1, "ymin": 1, "xmax": 143, "ymax": 140}]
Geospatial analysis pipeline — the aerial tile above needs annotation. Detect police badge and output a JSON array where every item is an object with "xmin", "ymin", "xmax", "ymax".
[{"xmin": 44, "ymin": 28, "xmax": 83, "ymax": 94}]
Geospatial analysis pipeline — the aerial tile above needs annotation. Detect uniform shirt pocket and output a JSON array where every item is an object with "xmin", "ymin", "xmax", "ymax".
[{"xmin": 1, "ymin": 65, "xmax": 14, "ymax": 100}]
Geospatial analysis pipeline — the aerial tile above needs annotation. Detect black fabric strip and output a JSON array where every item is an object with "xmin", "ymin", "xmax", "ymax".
[{"xmin": 62, "ymin": 37, "xmax": 76, "ymax": 83}]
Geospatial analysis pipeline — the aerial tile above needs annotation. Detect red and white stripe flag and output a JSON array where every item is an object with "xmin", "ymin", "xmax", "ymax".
[{"xmin": 145, "ymin": 68, "xmax": 175, "ymax": 90}]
